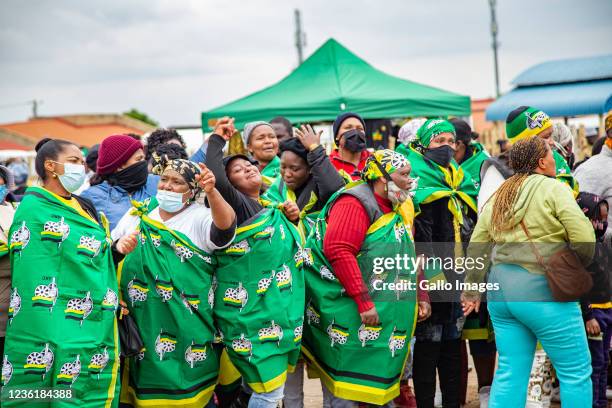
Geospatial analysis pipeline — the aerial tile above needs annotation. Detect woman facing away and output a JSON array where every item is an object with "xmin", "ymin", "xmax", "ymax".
[{"xmin": 462, "ymin": 136, "xmax": 596, "ymax": 407}]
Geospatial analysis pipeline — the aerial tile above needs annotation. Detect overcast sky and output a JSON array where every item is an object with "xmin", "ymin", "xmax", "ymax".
[{"xmin": 1, "ymin": 0, "xmax": 611, "ymax": 126}]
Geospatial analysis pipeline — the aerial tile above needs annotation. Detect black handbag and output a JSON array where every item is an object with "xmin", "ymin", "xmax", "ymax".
[{"xmin": 118, "ymin": 312, "xmax": 145, "ymax": 358}]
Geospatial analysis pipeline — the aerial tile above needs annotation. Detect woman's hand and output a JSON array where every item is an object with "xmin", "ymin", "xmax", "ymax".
[
  {"xmin": 417, "ymin": 301, "xmax": 431, "ymax": 322},
  {"xmin": 360, "ymin": 306, "xmax": 380, "ymax": 325},
  {"xmin": 461, "ymin": 292, "xmax": 481, "ymax": 316},
  {"xmin": 295, "ymin": 124, "xmax": 323, "ymax": 150},
  {"xmin": 282, "ymin": 200, "xmax": 300, "ymax": 222},
  {"xmin": 213, "ymin": 117, "xmax": 236, "ymax": 141},
  {"xmin": 195, "ymin": 163, "xmax": 216, "ymax": 193},
  {"xmin": 116, "ymin": 231, "xmax": 139, "ymax": 255},
  {"xmin": 586, "ymin": 318, "xmax": 601, "ymax": 336}
]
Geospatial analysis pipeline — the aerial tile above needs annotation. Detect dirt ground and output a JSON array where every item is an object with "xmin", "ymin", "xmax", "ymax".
[{"xmin": 300, "ymin": 360, "xmax": 564, "ymax": 408}]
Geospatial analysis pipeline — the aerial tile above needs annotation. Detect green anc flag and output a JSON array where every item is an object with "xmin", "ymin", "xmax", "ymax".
[
  {"xmin": 260, "ymin": 156, "xmax": 281, "ymax": 187},
  {"xmin": 301, "ymin": 182, "xmax": 419, "ymax": 405},
  {"xmin": 118, "ymin": 199, "xmax": 220, "ymax": 408},
  {"xmin": 262, "ymin": 176, "xmax": 322, "ymax": 236},
  {"xmin": 2, "ymin": 186, "xmax": 120, "ymax": 407},
  {"xmin": 458, "ymin": 142, "xmax": 489, "ymax": 191},
  {"xmin": 213, "ymin": 206, "xmax": 305, "ymax": 394},
  {"xmin": 553, "ymin": 150, "xmax": 579, "ymax": 197}
]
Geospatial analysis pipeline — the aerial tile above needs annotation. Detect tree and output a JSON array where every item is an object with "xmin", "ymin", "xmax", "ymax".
[{"xmin": 123, "ymin": 108, "xmax": 159, "ymax": 127}]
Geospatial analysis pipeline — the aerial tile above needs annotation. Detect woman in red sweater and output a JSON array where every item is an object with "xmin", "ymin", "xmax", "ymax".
[{"xmin": 302, "ymin": 149, "xmax": 431, "ymax": 407}]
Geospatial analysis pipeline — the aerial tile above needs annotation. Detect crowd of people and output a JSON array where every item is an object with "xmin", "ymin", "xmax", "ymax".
[{"xmin": 0, "ymin": 108, "xmax": 610, "ymax": 408}]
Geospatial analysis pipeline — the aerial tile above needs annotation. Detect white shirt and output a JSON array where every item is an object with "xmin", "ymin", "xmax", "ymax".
[
  {"xmin": 477, "ymin": 166, "xmax": 506, "ymax": 214},
  {"xmin": 111, "ymin": 203, "xmax": 234, "ymax": 253}
]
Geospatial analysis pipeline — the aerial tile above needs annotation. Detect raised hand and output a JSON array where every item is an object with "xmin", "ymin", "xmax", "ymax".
[
  {"xmin": 213, "ymin": 117, "xmax": 236, "ymax": 141},
  {"xmin": 294, "ymin": 124, "xmax": 323, "ymax": 150},
  {"xmin": 195, "ymin": 163, "xmax": 216, "ymax": 193}
]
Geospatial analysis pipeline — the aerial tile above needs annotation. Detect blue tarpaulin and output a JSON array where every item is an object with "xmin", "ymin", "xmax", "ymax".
[{"xmin": 486, "ymin": 54, "xmax": 612, "ymax": 121}]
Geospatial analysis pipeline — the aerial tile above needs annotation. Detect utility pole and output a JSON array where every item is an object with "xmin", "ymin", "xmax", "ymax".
[
  {"xmin": 31, "ymin": 99, "xmax": 42, "ymax": 118},
  {"xmin": 294, "ymin": 9, "xmax": 306, "ymax": 66},
  {"xmin": 489, "ymin": 0, "xmax": 501, "ymax": 98}
]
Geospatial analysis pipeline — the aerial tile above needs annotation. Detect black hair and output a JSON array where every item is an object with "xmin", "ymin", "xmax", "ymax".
[
  {"xmin": 34, "ymin": 138, "xmax": 76, "ymax": 181},
  {"xmin": 270, "ymin": 116, "xmax": 293, "ymax": 136},
  {"xmin": 85, "ymin": 144, "xmax": 100, "ymax": 172},
  {"xmin": 150, "ymin": 142, "xmax": 188, "ymax": 161},
  {"xmin": 506, "ymin": 106, "xmax": 529, "ymax": 124},
  {"xmin": 449, "ymin": 118, "xmax": 473, "ymax": 145},
  {"xmin": 279, "ymin": 137, "xmax": 308, "ymax": 163},
  {"xmin": 145, "ymin": 128, "xmax": 186, "ymax": 159},
  {"xmin": 592, "ymin": 137, "xmax": 606, "ymax": 156},
  {"xmin": 0, "ymin": 167, "xmax": 8, "ymax": 184}
]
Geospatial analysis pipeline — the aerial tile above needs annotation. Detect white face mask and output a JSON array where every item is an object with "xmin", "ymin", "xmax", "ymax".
[
  {"xmin": 156, "ymin": 190, "xmax": 185, "ymax": 213},
  {"xmin": 387, "ymin": 177, "xmax": 418, "ymax": 206},
  {"xmin": 57, "ymin": 163, "xmax": 86, "ymax": 193}
]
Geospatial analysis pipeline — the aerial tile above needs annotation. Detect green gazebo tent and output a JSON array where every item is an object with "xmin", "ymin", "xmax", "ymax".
[{"xmin": 202, "ymin": 38, "xmax": 470, "ymax": 130}]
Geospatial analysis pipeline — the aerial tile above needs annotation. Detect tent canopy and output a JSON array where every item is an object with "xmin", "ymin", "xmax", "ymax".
[
  {"xmin": 487, "ymin": 54, "xmax": 612, "ymax": 121},
  {"xmin": 202, "ymin": 38, "xmax": 470, "ymax": 130}
]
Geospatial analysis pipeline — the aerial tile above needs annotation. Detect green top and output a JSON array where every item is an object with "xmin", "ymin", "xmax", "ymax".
[
  {"xmin": 459, "ymin": 142, "xmax": 489, "ymax": 190},
  {"xmin": 202, "ymin": 39, "xmax": 470, "ymax": 130},
  {"xmin": 553, "ymin": 149, "xmax": 579, "ymax": 196},
  {"xmin": 466, "ymin": 174, "xmax": 595, "ymax": 290},
  {"xmin": 260, "ymin": 156, "xmax": 281, "ymax": 186},
  {"xmin": 3, "ymin": 186, "xmax": 120, "ymax": 407}
]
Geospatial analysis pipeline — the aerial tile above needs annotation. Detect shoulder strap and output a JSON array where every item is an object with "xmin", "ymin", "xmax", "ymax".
[
  {"xmin": 341, "ymin": 183, "xmax": 383, "ymax": 224},
  {"xmin": 519, "ymin": 220, "xmax": 547, "ymax": 270}
]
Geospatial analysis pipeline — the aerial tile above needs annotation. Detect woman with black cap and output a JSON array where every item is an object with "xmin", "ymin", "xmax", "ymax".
[
  {"xmin": 206, "ymin": 117, "xmax": 305, "ymax": 408},
  {"xmin": 263, "ymin": 124, "xmax": 345, "ymax": 234},
  {"xmin": 329, "ymin": 112, "xmax": 370, "ymax": 181}
]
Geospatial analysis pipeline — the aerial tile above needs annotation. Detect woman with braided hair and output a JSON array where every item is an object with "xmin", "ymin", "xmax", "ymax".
[{"xmin": 462, "ymin": 136, "xmax": 596, "ymax": 407}]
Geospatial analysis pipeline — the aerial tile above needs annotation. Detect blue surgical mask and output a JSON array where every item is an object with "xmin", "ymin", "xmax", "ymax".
[
  {"xmin": 0, "ymin": 185, "xmax": 8, "ymax": 202},
  {"xmin": 57, "ymin": 163, "xmax": 86, "ymax": 193},
  {"xmin": 156, "ymin": 190, "xmax": 185, "ymax": 213}
]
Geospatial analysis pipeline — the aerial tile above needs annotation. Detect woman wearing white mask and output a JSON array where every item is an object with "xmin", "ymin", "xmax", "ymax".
[
  {"xmin": 2, "ymin": 138, "xmax": 138, "ymax": 407},
  {"xmin": 110, "ymin": 154, "xmax": 236, "ymax": 407}
]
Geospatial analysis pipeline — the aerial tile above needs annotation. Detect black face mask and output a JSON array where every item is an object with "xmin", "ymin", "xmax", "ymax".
[
  {"xmin": 342, "ymin": 129, "xmax": 367, "ymax": 153},
  {"xmin": 106, "ymin": 160, "xmax": 149, "ymax": 193},
  {"xmin": 424, "ymin": 145, "xmax": 455, "ymax": 167}
]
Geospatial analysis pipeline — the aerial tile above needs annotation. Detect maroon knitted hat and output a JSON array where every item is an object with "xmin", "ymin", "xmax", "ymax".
[{"xmin": 97, "ymin": 134, "xmax": 143, "ymax": 175}]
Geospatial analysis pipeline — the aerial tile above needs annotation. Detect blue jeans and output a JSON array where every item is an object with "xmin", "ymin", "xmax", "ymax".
[
  {"xmin": 487, "ymin": 264, "xmax": 592, "ymax": 408},
  {"xmin": 246, "ymin": 383, "xmax": 285, "ymax": 408},
  {"xmin": 588, "ymin": 308, "xmax": 612, "ymax": 408}
]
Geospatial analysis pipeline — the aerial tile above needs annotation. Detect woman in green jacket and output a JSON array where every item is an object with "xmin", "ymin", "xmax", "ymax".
[{"xmin": 462, "ymin": 136, "xmax": 595, "ymax": 407}]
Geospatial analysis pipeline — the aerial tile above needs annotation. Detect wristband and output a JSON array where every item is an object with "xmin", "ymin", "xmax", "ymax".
[{"xmin": 308, "ymin": 143, "xmax": 320, "ymax": 151}]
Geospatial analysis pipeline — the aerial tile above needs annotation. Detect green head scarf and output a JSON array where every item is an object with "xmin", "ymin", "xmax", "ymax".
[{"xmin": 416, "ymin": 119, "xmax": 456, "ymax": 148}]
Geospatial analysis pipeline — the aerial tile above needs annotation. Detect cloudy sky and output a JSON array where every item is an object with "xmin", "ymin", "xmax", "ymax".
[{"xmin": 1, "ymin": 0, "xmax": 611, "ymax": 126}]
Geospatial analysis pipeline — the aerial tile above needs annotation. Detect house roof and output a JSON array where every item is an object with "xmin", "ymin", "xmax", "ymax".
[
  {"xmin": 0, "ymin": 114, "xmax": 155, "ymax": 148},
  {"xmin": 512, "ymin": 54, "xmax": 612, "ymax": 87}
]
